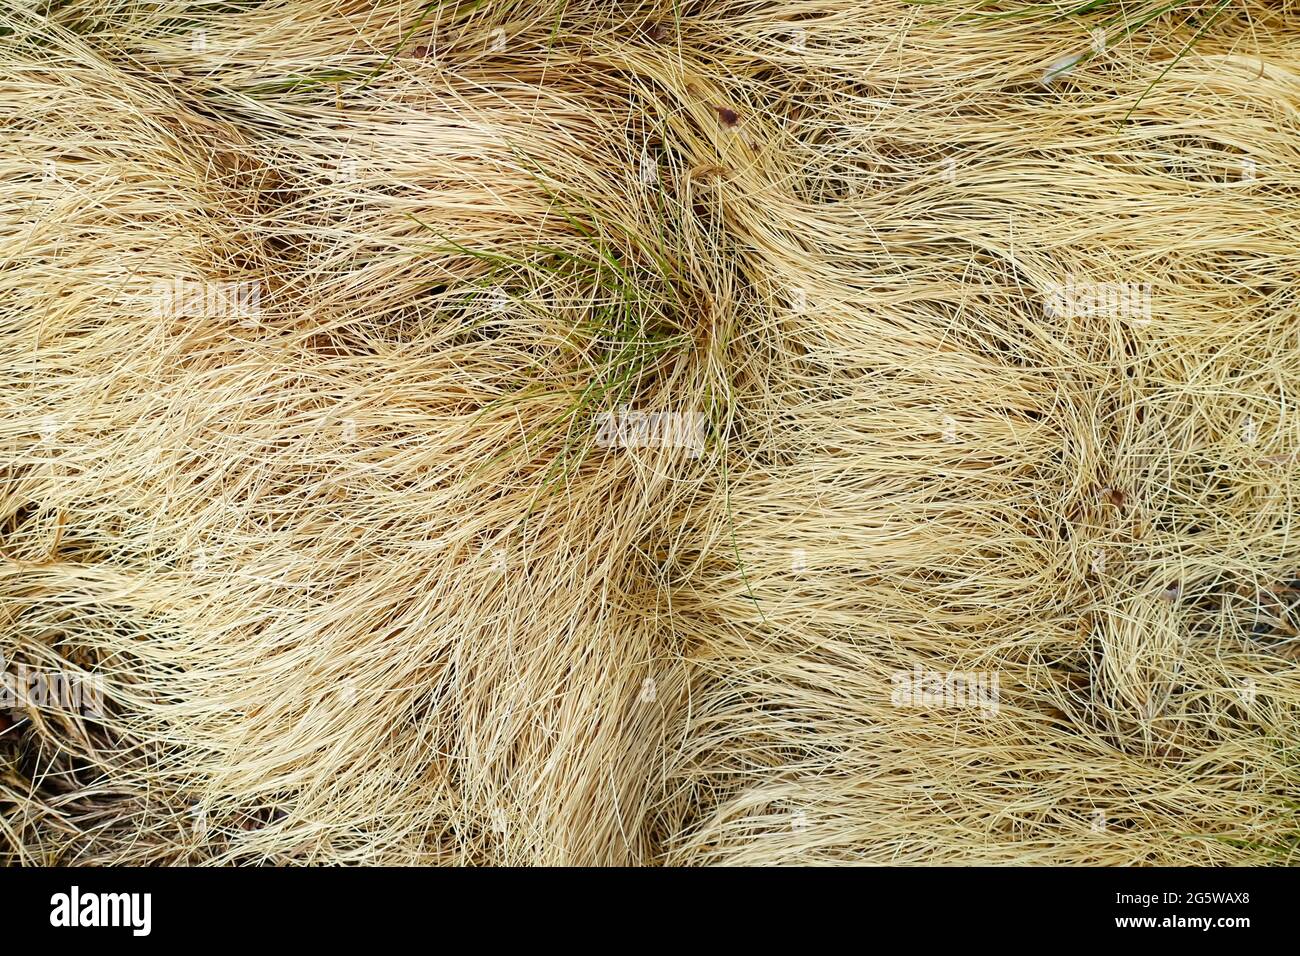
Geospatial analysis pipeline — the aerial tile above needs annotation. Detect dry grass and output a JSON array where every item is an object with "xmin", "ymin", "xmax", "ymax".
[{"xmin": 2, "ymin": 0, "xmax": 1299, "ymax": 865}]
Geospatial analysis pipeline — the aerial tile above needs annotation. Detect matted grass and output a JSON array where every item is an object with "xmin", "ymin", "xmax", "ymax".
[{"xmin": 2, "ymin": 0, "xmax": 1299, "ymax": 864}]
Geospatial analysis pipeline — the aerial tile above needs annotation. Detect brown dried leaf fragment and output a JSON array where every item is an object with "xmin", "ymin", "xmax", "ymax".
[{"xmin": 714, "ymin": 106, "xmax": 740, "ymax": 128}]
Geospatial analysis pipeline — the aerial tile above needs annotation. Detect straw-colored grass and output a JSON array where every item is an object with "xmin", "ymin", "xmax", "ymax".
[{"xmin": 2, "ymin": 0, "xmax": 1299, "ymax": 865}]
